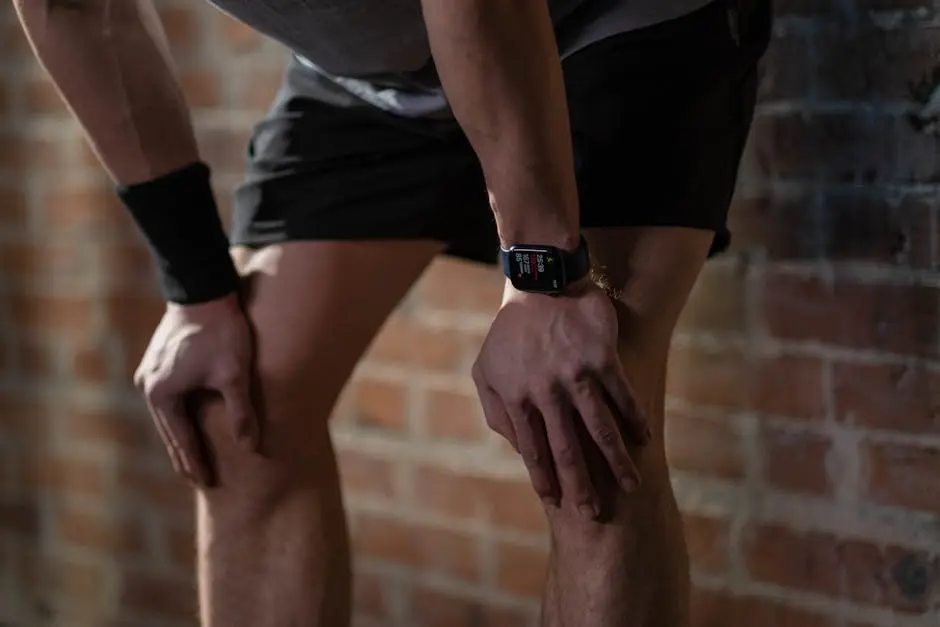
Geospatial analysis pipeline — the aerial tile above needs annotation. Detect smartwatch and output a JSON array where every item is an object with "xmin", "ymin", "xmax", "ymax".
[{"xmin": 500, "ymin": 235, "xmax": 591, "ymax": 295}]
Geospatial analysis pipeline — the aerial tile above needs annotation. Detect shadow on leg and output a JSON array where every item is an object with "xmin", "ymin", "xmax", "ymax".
[{"xmin": 540, "ymin": 227, "xmax": 713, "ymax": 627}]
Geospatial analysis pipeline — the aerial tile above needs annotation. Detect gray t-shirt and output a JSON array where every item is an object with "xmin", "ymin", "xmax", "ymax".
[{"xmin": 207, "ymin": 0, "xmax": 714, "ymax": 117}]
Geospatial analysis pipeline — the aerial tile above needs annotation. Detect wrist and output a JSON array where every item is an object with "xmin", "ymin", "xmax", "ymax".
[
  {"xmin": 167, "ymin": 291, "xmax": 242, "ymax": 317},
  {"xmin": 118, "ymin": 161, "xmax": 240, "ymax": 305}
]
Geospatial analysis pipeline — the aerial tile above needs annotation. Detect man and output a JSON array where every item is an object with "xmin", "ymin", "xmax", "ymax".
[{"xmin": 13, "ymin": 0, "xmax": 770, "ymax": 625}]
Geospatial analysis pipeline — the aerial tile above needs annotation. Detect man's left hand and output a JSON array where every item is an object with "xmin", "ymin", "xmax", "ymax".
[{"xmin": 472, "ymin": 280, "xmax": 649, "ymax": 519}]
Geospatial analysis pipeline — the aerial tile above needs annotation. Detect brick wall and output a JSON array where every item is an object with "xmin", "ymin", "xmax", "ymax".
[{"xmin": 1, "ymin": 1, "xmax": 938, "ymax": 626}]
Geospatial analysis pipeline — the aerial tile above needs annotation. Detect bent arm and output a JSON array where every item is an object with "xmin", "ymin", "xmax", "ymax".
[
  {"xmin": 420, "ymin": 0, "xmax": 580, "ymax": 251},
  {"xmin": 13, "ymin": 0, "xmax": 199, "ymax": 184}
]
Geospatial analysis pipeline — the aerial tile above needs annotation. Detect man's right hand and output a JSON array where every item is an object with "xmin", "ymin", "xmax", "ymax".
[{"xmin": 133, "ymin": 293, "xmax": 259, "ymax": 487}]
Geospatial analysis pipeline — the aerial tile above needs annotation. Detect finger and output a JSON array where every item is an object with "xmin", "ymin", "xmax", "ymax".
[
  {"xmin": 153, "ymin": 395, "xmax": 212, "ymax": 487},
  {"xmin": 599, "ymin": 360, "xmax": 649, "ymax": 443},
  {"xmin": 540, "ymin": 396, "xmax": 600, "ymax": 520},
  {"xmin": 477, "ymin": 384, "xmax": 519, "ymax": 452},
  {"xmin": 219, "ymin": 381, "xmax": 259, "ymax": 451},
  {"xmin": 508, "ymin": 403, "xmax": 560, "ymax": 506},
  {"xmin": 570, "ymin": 378, "xmax": 642, "ymax": 493},
  {"xmin": 144, "ymin": 396, "xmax": 187, "ymax": 478}
]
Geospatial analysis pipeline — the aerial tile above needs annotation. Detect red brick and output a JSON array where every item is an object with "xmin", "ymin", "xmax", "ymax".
[
  {"xmin": 354, "ymin": 513, "xmax": 482, "ymax": 582},
  {"xmin": 494, "ymin": 542, "xmax": 548, "ymax": 598},
  {"xmin": 69, "ymin": 345, "xmax": 110, "ymax": 384},
  {"xmin": 750, "ymin": 355, "xmax": 826, "ymax": 420},
  {"xmin": 353, "ymin": 377, "xmax": 407, "ymax": 432},
  {"xmin": 64, "ymin": 407, "xmax": 156, "ymax": 453},
  {"xmin": 761, "ymin": 426, "xmax": 833, "ymax": 495},
  {"xmin": 762, "ymin": 274, "xmax": 939, "ymax": 357},
  {"xmin": 0, "ymin": 133, "xmax": 73, "ymax": 173},
  {"xmin": 683, "ymin": 514, "xmax": 731, "ymax": 576},
  {"xmin": 757, "ymin": 32, "xmax": 813, "ymax": 102},
  {"xmin": 745, "ymin": 113, "xmax": 897, "ymax": 183},
  {"xmin": 0, "ymin": 239, "xmax": 87, "ymax": 283},
  {"xmin": 119, "ymin": 570, "xmax": 198, "ymax": 623},
  {"xmin": 20, "ymin": 555, "xmax": 108, "ymax": 614},
  {"xmin": 423, "ymin": 388, "xmax": 484, "ymax": 442},
  {"xmin": 818, "ymin": 25, "xmax": 939, "ymax": 101},
  {"xmin": 16, "ymin": 337, "xmax": 58, "ymax": 379},
  {"xmin": 834, "ymin": 362, "xmax": 940, "ymax": 434},
  {"xmin": 419, "ymin": 258, "xmax": 503, "ymax": 314},
  {"xmin": 178, "ymin": 68, "xmax": 223, "ymax": 108},
  {"xmin": 233, "ymin": 68, "xmax": 285, "ymax": 110},
  {"xmin": 52, "ymin": 504, "xmax": 148, "ymax": 557},
  {"xmin": 691, "ymin": 589, "xmax": 840, "ymax": 627},
  {"xmin": 21, "ymin": 456, "xmax": 108, "ymax": 497},
  {"xmin": 738, "ymin": 191, "xmax": 934, "ymax": 267},
  {"xmin": 23, "ymin": 78, "xmax": 66, "ymax": 115},
  {"xmin": 196, "ymin": 126, "xmax": 253, "ymax": 174},
  {"xmin": 0, "ymin": 20, "xmax": 32, "ymax": 58},
  {"xmin": 158, "ymin": 7, "xmax": 202, "ymax": 52},
  {"xmin": 413, "ymin": 466, "xmax": 547, "ymax": 534},
  {"xmin": 366, "ymin": 318, "xmax": 465, "ymax": 372},
  {"xmin": 743, "ymin": 523, "xmax": 940, "ymax": 613},
  {"xmin": 666, "ymin": 346, "xmax": 748, "ymax": 410},
  {"xmin": 0, "ymin": 392, "xmax": 54, "ymax": 440},
  {"xmin": 0, "ymin": 184, "xmax": 28, "ymax": 229},
  {"xmin": 665, "ymin": 409, "xmax": 744, "ymax": 480},
  {"xmin": 164, "ymin": 522, "xmax": 195, "ymax": 573},
  {"xmin": 409, "ymin": 585, "xmax": 536, "ymax": 627},
  {"xmin": 39, "ymin": 184, "xmax": 136, "ymax": 236},
  {"xmin": 336, "ymin": 447, "xmax": 397, "ymax": 500},
  {"xmin": 8, "ymin": 292, "xmax": 96, "ymax": 337},
  {"xmin": 118, "ymin": 466, "xmax": 193, "ymax": 517},
  {"xmin": 0, "ymin": 81, "xmax": 8, "ymax": 117},
  {"xmin": 863, "ymin": 441, "xmax": 940, "ymax": 512}
]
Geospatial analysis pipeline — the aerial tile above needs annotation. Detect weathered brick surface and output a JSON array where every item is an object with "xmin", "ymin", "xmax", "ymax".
[{"xmin": 1, "ymin": 1, "xmax": 939, "ymax": 626}]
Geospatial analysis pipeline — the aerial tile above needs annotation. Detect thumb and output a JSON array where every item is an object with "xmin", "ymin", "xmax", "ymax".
[{"xmin": 219, "ymin": 381, "xmax": 260, "ymax": 451}]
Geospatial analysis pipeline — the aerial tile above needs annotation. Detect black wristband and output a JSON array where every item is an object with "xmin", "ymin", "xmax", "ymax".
[{"xmin": 117, "ymin": 162, "xmax": 240, "ymax": 305}]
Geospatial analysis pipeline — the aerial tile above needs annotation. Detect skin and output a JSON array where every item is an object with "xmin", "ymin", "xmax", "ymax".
[{"xmin": 15, "ymin": 0, "xmax": 714, "ymax": 625}]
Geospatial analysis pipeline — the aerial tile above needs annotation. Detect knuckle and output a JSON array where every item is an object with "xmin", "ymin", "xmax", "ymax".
[
  {"xmin": 519, "ymin": 446, "xmax": 543, "ymax": 468},
  {"xmin": 553, "ymin": 445, "xmax": 578, "ymax": 468},
  {"xmin": 592, "ymin": 427, "xmax": 620, "ymax": 447},
  {"xmin": 563, "ymin": 360, "xmax": 594, "ymax": 385}
]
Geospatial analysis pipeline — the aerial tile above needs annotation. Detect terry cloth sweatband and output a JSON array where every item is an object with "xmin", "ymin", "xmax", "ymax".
[{"xmin": 117, "ymin": 162, "xmax": 240, "ymax": 305}]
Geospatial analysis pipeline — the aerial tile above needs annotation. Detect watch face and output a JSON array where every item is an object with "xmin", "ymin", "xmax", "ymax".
[{"xmin": 507, "ymin": 247, "xmax": 565, "ymax": 293}]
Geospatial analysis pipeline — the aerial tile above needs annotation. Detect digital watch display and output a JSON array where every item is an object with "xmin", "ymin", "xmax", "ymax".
[{"xmin": 500, "ymin": 236, "xmax": 590, "ymax": 295}]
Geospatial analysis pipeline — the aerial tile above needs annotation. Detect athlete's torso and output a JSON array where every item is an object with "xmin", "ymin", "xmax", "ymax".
[{"xmin": 205, "ymin": 0, "xmax": 716, "ymax": 116}]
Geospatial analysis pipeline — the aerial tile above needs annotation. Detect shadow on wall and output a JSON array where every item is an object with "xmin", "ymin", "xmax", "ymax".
[
  {"xmin": 0, "ymin": 1, "xmax": 938, "ymax": 627},
  {"xmin": 671, "ymin": 1, "xmax": 940, "ymax": 625}
]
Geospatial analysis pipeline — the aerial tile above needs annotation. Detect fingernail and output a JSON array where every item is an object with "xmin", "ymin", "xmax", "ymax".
[
  {"xmin": 579, "ymin": 504, "xmax": 598, "ymax": 519},
  {"xmin": 621, "ymin": 477, "xmax": 640, "ymax": 493},
  {"xmin": 644, "ymin": 428, "xmax": 653, "ymax": 443}
]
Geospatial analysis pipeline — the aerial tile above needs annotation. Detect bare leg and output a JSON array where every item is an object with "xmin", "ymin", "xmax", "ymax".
[
  {"xmin": 540, "ymin": 227, "xmax": 713, "ymax": 627},
  {"xmin": 193, "ymin": 240, "xmax": 442, "ymax": 627}
]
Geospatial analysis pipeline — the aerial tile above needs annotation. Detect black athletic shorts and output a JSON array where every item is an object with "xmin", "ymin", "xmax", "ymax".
[{"xmin": 230, "ymin": 0, "xmax": 772, "ymax": 263}]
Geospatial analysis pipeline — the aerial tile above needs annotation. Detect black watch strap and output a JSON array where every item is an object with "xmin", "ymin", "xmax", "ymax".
[{"xmin": 563, "ymin": 235, "xmax": 591, "ymax": 284}]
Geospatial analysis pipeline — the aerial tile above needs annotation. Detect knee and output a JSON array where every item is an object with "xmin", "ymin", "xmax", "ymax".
[{"xmin": 195, "ymin": 320, "xmax": 340, "ymax": 507}]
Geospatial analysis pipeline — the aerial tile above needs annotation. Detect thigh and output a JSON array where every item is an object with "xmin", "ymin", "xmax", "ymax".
[
  {"xmin": 582, "ymin": 226, "xmax": 712, "ymax": 493},
  {"xmin": 199, "ymin": 240, "xmax": 441, "ymax": 487}
]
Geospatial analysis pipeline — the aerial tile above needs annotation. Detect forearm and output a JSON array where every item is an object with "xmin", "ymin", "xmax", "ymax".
[
  {"xmin": 14, "ymin": 0, "xmax": 199, "ymax": 184},
  {"xmin": 421, "ymin": 0, "xmax": 580, "ymax": 250}
]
